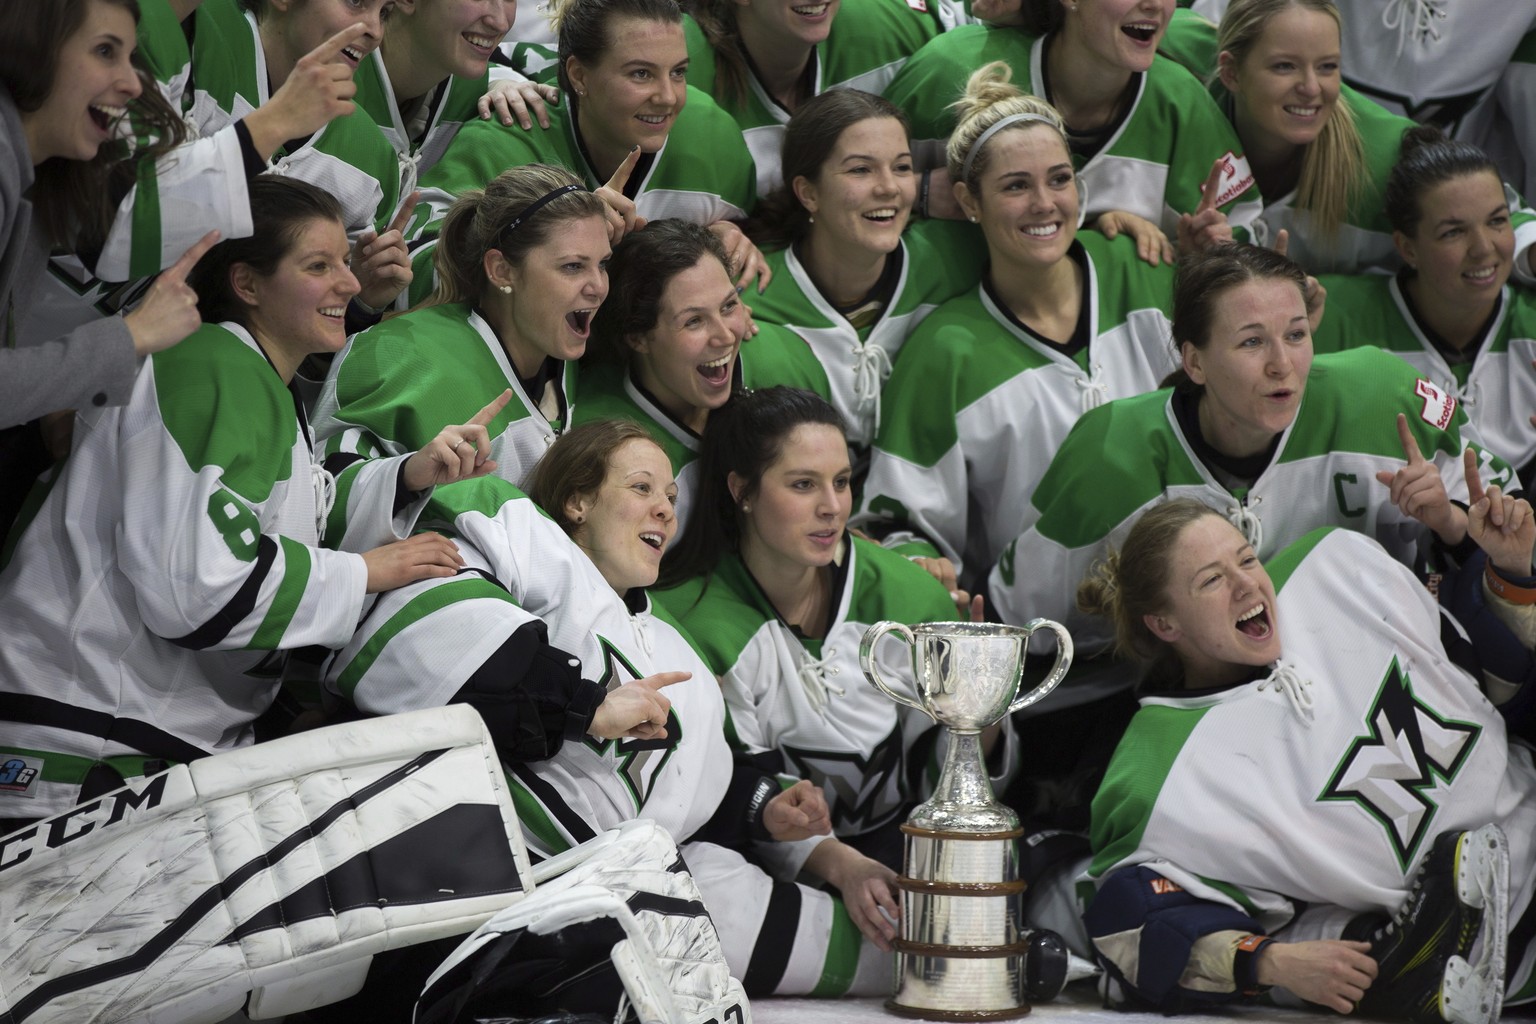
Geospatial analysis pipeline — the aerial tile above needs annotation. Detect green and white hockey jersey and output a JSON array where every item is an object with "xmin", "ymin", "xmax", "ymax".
[
  {"xmin": 0, "ymin": 323, "xmax": 424, "ymax": 817},
  {"xmin": 327, "ymin": 476, "xmax": 730, "ymax": 857},
  {"xmin": 409, "ymin": 85, "xmax": 757, "ymax": 242},
  {"xmin": 327, "ymin": 477, "xmax": 894, "ymax": 996},
  {"xmin": 988, "ymin": 347, "xmax": 1515, "ymax": 658},
  {"xmin": 682, "ymin": 0, "xmax": 937, "ymax": 196},
  {"xmin": 1314, "ymin": 274, "xmax": 1536, "ymax": 482},
  {"xmin": 353, "ymin": 45, "xmax": 513, "ymax": 199},
  {"xmin": 747, "ymin": 219, "xmax": 986, "ymax": 448},
  {"xmin": 572, "ymin": 327, "xmax": 830, "ymax": 529},
  {"xmin": 312, "ymin": 301, "xmax": 576, "ymax": 503},
  {"xmin": 656, "ymin": 538, "xmax": 1010, "ymax": 842},
  {"xmin": 882, "ymin": 25, "xmax": 1262, "ymax": 238},
  {"xmin": 858, "ymin": 232, "xmax": 1175, "ymax": 580},
  {"xmin": 1088, "ymin": 526, "xmax": 1536, "ymax": 998}
]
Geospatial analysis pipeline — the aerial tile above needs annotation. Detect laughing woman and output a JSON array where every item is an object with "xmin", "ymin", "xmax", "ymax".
[
  {"xmin": 882, "ymin": 0, "xmax": 1263, "ymax": 244},
  {"xmin": 746, "ymin": 89, "xmax": 985, "ymax": 455},
  {"xmin": 1314, "ymin": 127, "xmax": 1536, "ymax": 488},
  {"xmin": 685, "ymin": 0, "xmax": 938, "ymax": 195},
  {"xmin": 0, "ymin": 177, "xmax": 487, "ymax": 823},
  {"xmin": 858, "ymin": 65, "xmax": 1175, "ymax": 587},
  {"xmin": 1080, "ymin": 497, "xmax": 1536, "ymax": 1018},
  {"xmin": 406, "ymin": 0, "xmax": 762, "ymax": 300},
  {"xmin": 575, "ymin": 219, "xmax": 829, "ymax": 528},
  {"xmin": 313, "ymin": 163, "xmax": 610, "ymax": 505}
]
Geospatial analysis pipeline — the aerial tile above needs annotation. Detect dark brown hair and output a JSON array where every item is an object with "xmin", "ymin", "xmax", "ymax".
[
  {"xmin": 0, "ymin": 0, "xmax": 187, "ymax": 251},
  {"xmin": 1384, "ymin": 123, "xmax": 1504, "ymax": 238}
]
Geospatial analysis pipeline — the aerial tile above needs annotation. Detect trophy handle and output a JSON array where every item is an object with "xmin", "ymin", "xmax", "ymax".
[
  {"xmin": 860, "ymin": 621, "xmax": 931, "ymax": 718},
  {"xmin": 1008, "ymin": 618, "xmax": 1074, "ymax": 714}
]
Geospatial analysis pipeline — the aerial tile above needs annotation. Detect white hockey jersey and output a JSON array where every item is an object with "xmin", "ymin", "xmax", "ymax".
[
  {"xmin": 1088, "ymin": 527, "xmax": 1536, "ymax": 998},
  {"xmin": 0, "ymin": 323, "xmax": 422, "ymax": 817}
]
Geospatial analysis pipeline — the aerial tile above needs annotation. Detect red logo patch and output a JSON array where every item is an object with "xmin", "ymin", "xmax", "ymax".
[
  {"xmin": 1210, "ymin": 151, "xmax": 1255, "ymax": 208},
  {"xmin": 1414, "ymin": 378, "xmax": 1456, "ymax": 430}
]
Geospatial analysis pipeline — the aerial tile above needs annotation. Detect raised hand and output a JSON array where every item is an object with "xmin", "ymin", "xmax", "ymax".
[
  {"xmin": 352, "ymin": 191, "xmax": 419, "ymax": 310},
  {"xmin": 480, "ymin": 77, "xmax": 561, "ymax": 130},
  {"xmin": 244, "ymin": 23, "xmax": 369, "ymax": 158},
  {"xmin": 402, "ymin": 388, "xmax": 512, "ymax": 490},
  {"xmin": 594, "ymin": 145, "xmax": 648, "ymax": 245},
  {"xmin": 589, "ymin": 671, "xmax": 690, "ymax": 740},
  {"xmin": 763, "ymin": 778, "xmax": 832, "ymax": 841},
  {"xmin": 1097, "ymin": 209, "xmax": 1174, "ymax": 266},
  {"xmin": 1175, "ymin": 158, "xmax": 1234, "ymax": 254},
  {"xmin": 708, "ymin": 220, "xmax": 772, "ymax": 294},
  {"xmin": 124, "ymin": 229, "xmax": 221, "ymax": 356},
  {"xmin": 1375, "ymin": 413, "xmax": 1466, "ymax": 544},
  {"xmin": 1465, "ymin": 447, "xmax": 1535, "ymax": 576},
  {"xmin": 362, "ymin": 531, "xmax": 464, "ymax": 593}
]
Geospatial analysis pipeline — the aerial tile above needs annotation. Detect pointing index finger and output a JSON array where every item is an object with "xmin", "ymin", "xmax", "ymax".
[
  {"xmin": 1465, "ymin": 446, "xmax": 1486, "ymax": 508},
  {"xmin": 309, "ymin": 22, "xmax": 370, "ymax": 65},
  {"xmin": 386, "ymin": 191, "xmax": 421, "ymax": 235},
  {"xmin": 1197, "ymin": 158, "xmax": 1224, "ymax": 214},
  {"xmin": 470, "ymin": 388, "xmax": 513, "ymax": 427},
  {"xmin": 606, "ymin": 145, "xmax": 641, "ymax": 193},
  {"xmin": 1396, "ymin": 412, "xmax": 1425, "ymax": 465},
  {"xmin": 166, "ymin": 229, "xmax": 221, "ymax": 281}
]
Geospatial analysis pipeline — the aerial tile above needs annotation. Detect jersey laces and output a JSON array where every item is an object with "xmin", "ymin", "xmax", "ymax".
[
  {"xmin": 1381, "ymin": 0, "xmax": 1447, "ymax": 54},
  {"xmin": 798, "ymin": 647, "xmax": 846, "ymax": 715},
  {"xmin": 1257, "ymin": 660, "xmax": 1315, "ymax": 722}
]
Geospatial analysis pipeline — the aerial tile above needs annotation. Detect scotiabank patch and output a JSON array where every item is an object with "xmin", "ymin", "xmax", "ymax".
[
  {"xmin": 1415, "ymin": 377, "xmax": 1457, "ymax": 429},
  {"xmin": 0, "ymin": 754, "xmax": 43, "ymax": 797},
  {"xmin": 1212, "ymin": 151, "xmax": 1256, "ymax": 207}
]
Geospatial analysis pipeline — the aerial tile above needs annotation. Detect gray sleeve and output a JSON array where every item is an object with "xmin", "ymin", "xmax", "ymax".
[{"xmin": 0, "ymin": 315, "xmax": 139, "ymax": 428}]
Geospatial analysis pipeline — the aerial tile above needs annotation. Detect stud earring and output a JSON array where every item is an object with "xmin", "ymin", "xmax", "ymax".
[
  {"xmin": 498, "ymin": 284, "xmax": 512, "ymax": 294},
  {"xmin": 742, "ymin": 501, "xmax": 751, "ymax": 514},
  {"xmin": 807, "ymin": 214, "xmax": 815, "ymax": 224},
  {"xmin": 968, "ymin": 215, "xmax": 978, "ymax": 223},
  {"xmin": 573, "ymin": 513, "xmax": 584, "ymax": 524}
]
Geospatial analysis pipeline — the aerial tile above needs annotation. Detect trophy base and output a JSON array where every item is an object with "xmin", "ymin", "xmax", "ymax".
[
  {"xmin": 885, "ymin": 998, "xmax": 1031, "ymax": 1021},
  {"xmin": 890, "ymin": 824, "xmax": 1031, "ymax": 1020}
]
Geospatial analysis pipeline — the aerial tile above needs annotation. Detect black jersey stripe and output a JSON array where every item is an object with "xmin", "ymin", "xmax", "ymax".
[
  {"xmin": 742, "ymin": 879, "xmax": 802, "ymax": 997},
  {"xmin": 509, "ymin": 762, "xmax": 598, "ymax": 845},
  {"xmin": 166, "ymin": 533, "xmax": 278, "ymax": 649},
  {"xmin": 0, "ymin": 692, "xmax": 209, "ymax": 765}
]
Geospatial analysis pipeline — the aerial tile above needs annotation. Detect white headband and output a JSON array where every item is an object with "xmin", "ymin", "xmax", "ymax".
[{"xmin": 960, "ymin": 112, "xmax": 1060, "ymax": 181}]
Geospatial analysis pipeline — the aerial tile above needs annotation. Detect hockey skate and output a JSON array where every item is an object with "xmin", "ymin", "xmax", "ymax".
[{"xmin": 1351, "ymin": 824, "xmax": 1508, "ymax": 1024}]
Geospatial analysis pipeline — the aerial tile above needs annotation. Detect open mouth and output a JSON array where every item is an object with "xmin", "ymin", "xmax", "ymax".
[
  {"xmin": 319, "ymin": 305, "xmax": 347, "ymax": 321},
  {"xmin": 863, "ymin": 208, "xmax": 900, "ymax": 224},
  {"xmin": 1021, "ymin": 223, "xmax": 1060, "ymax": 238},
  {"xmin": 636, "ymin": 113, "xmax": 672, "ymax": 128},
  {"xmin": 1236, "ymin": 602, "xmax": 1272, "ymax": 640},
  {"xmin": 1122, "ymin": 21, "xmax": 1158, "ymax": 42},
  {"xmin": 340, "ymin": 45, "xmax": 366, "ymax": 66},
  {"xmin": 89, "ymin": 103, "xmax": 126, "ymax": 133},
  {"xmin": 640, "ymin": 531, "xmax": 665, "ymax": 551},
  {"xmin": 1283, "ymin": 105, "xmax": 1321, "ymax": 118},
  {"xmin": 792, "ymin": 2, "xmax": 831, "ymax": 16},
  {"xmin": 1464, "ymin": 265, "xmax": 1500, "ymax": 284},
  {"xmin": 566, "ymin": 309, "xmax": 594, "ymax": 336},
  {"xmin": 697, "ymin": 354, "xmax": 732, "ymax": 384}
]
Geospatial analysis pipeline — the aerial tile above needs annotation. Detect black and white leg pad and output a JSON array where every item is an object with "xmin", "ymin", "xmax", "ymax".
[
  {"xmin": 0, "ymin": 706, "xmax": 531, "ymax": 1024},
  {"xmin": 417, "ymin": 818, "xmax": 751, "ymax": 1024}
]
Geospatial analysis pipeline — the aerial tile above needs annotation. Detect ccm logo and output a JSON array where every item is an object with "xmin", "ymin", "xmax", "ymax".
[{"xmin": 0, "ymin": 774, "xmax": 168, "ymax": 874}]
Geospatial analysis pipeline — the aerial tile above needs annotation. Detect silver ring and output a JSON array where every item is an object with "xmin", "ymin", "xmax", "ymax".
[{"xmin": 452, "ymin": 439, "xmax": 465, "ymax": 452}]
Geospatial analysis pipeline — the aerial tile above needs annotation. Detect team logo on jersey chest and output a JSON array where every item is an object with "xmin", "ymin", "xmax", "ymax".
[
  {"xmin": 1318, "ymin": 657, "xmax": 1480, "ymax": 871},
  {"xmin": 782, "ymin": 726, "xmax": 904, "ymax": 832},
  {"xmin": 584, "ymin": 636, "xmax": 681, "ymax": 810}
]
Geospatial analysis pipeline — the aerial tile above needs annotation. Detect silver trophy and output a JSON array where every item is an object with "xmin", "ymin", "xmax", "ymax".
[{"xmin": 861, "ymin": 620, "xmax": 1072, "ymax": 1021}]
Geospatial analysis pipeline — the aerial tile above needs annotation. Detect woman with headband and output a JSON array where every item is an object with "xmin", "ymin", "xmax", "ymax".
[
  {"xmin": 859, "ymin": 64, "xmax": 1176, "ymax": 592},
  {"xmin": 314, "ymin": 164, "xmax": 611, "ymax": 509},
  {"xmin": 883, "ymin": 0, "xmax": 1263, "ymax": 254}
]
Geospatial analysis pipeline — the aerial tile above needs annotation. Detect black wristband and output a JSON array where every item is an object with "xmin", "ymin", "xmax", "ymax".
[
  {"xmin": 1231, "ymin": 934, "xmax": 1274, "ymax": 994},
  {"xmin": 746, "ymin": 775, "xmax": 777, "ymax": 843}
]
